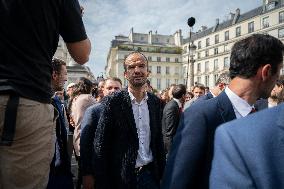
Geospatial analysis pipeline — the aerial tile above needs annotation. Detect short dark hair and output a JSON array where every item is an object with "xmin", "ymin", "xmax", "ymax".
[
  {"xmin": 186, "ymin": 91, "xmax": 194, "ymax": 99},
  {"xmin": 229, "ymin": 34, "xmax": 284, "ymax": 79},
  {"xmin": 172, "ymin": 84, "xmax": 187, "ymax": 99},
  {"xmin": 215, "ymin": 72, "xmax": 230, "ymax": 86},
  {"xmin": 105, "ymin": 77, "xmax": 122, "ymax": 86},
  {"xmin": 193, "ymin": 84, "xmax": 205, "ymax": 91},
  {"xmin": 72, "ymin": 77, "xmax": 93, "ymax": 97},
  {"xmin": 123, "ymin": 51, "xmax": 148, "ymax": 71},
  {"xmin": 51, "ymin": 57, "xmax": 66, "ymax": 73}
]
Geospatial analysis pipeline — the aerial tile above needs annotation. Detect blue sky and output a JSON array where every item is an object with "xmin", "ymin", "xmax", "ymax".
[{"xmin": 80, "ymin": 0, "xmax": 261, "ymax": 77}]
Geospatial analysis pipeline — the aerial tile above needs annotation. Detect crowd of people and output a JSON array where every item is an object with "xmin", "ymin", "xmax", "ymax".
[{"xmin": 1, "ymin": 1, "xmax": 284, "ymax": 189}]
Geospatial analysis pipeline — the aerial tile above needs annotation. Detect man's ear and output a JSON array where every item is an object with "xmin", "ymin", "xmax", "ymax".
[
  {"xmin": 52, "ymin": 71, "xmax": 57, "ymax": 80},
  {"xmin": 146, "ymin": 71, "xmax": 149, "ymax": 77},
  {"xmin": 217, "ymin": 83, "xmax": 224, "ymax": 90},
  {"xmin": 260, "ymin": 64, "xmax": 272, "ymax": 82}
]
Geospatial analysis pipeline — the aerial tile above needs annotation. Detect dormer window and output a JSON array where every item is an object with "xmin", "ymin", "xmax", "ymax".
[{"xmin": 267, "ymin": 1, "xmax": 277, "ymax": 11}]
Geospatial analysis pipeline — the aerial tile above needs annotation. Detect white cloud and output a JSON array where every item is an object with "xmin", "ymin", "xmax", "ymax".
[{"xmin": 80, "ymin": 0, "xmax": 261, "ymax": 77}]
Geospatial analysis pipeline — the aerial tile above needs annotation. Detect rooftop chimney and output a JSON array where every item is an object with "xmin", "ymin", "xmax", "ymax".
[
  {"xmin": 212, "ymin": 19, "xmax": 219, "ymax": 32},
  {"xmin": 148, "ymin": 30, "xmax": 152, "ymax": 44},
  {"xmin": 232, "ymin": 8, "xmax": 240, "ymax": 25},
  {"xmin": 230, "ymin": 12, "xmax": 235, "ymax": 20},
  {"xmin": 129, "ymin": 27, "xmax": 134, "ymax": 42},
  {"xmin": 201, "ymin": 26, "xmax": 208, "ymax": 31}
]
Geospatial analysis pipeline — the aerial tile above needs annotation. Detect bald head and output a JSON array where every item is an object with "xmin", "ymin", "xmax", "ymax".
[
  {"xmin": 123, "ymin": 52, "xmax": 148, "ymax": 72},
  {"xmin": 124, "ymin": 52, "xmax": 149, "ymax": 88}
]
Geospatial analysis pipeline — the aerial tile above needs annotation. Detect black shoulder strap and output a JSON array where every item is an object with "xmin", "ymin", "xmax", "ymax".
[{"xmin": 0, "ymin": 94, "xmax": 19, "ymax": 146}]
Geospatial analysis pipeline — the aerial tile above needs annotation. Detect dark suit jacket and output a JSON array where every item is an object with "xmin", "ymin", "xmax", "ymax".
[
  {"xmin": 80, "ymin": 103, "xmax": 103, "ymax": 176},
  {"xmin": 162, "ymin": 99, "xmax": 180, "ymax": 154},
  {"xmin": 94, "ymin": 91, "xmax": 165, "ymax": 189},
  {"xmin": 210, "ymin": 104, "xmax": 284, "ymax": 189},
  {"xmin": 198, "ymin": 91, "xmax": 214, "ymax": 101},
  {"xmin": 161, "ymin": 91, "xmax": 236, "ymax": 189},
  {"xmin": 254, "ymin": 98, "xmax": 268, "ymax": 111}
]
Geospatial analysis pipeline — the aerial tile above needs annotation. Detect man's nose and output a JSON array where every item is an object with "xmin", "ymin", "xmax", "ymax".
[{"xmin": 134, "ymin": 66, "xmax": 142, "ymax": 72}]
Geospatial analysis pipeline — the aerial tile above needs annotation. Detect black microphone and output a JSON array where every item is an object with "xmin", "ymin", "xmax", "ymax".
[{"xmin": 187, "ymin": 17, "xmax": 196, "ymax": 27}]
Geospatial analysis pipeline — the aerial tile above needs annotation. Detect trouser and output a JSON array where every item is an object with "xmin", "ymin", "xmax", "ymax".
[
  {"xmin": 136, "ymin": 164, "xmax": 160, "ymax": 189},
  {"xmin": 0, "ymin": 95, "xmax": 56, "ymax": 189},
  {"xmin": 75, "ymin": 155, "xmax": 82, "ymax": 189},
  {"xmin": 47, "ymin": 174, "xmax": 74, "ymax": 189},
  {"xmin": 67, "ymin": 133, "xmax": 74, "ymax": 163}
]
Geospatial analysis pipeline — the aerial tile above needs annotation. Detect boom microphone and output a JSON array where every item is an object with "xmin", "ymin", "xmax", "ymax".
[{"xmin": 187, "ymin": 17, "xmax": 196, "ymax": 27}]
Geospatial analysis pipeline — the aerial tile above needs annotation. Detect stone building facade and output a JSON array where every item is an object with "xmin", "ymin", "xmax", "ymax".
[{"xmin": 106, "ymin": 0, "xmax": 284, "ymax": 90}]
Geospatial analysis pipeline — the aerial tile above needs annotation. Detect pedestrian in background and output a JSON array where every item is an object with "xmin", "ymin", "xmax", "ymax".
[{"xmin": 70, "ymin": 77, "xmax": 96, "ymax": 189}]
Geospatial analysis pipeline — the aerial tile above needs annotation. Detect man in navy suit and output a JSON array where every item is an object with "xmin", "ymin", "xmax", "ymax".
[
  {"xmin": 80, "ymin": 77, "xmax": 122, "ymax": 189},
  {"xmin": 210, "ymin": 103, "xmax": 284, "ymax": 189},
  {"xmin": 161, "ymin": 34, "xmax": 284, "ymax": 189}
]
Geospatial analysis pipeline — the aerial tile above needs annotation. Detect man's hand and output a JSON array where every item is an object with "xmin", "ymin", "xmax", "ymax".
[
  {"xmin": 80, "ymin": 5, "xmax": 84, "ymax": 16},
  {"xmin": 69, "ymin": 116, "xmax": 75, "ymax": 127},
  {"xmin": 83, "ymin": 175, "xmax": 95, "ymax": 189}
]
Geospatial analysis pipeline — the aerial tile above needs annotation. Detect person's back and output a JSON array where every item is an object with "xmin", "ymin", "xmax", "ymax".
[
  {"xmin": 161, "ymin": 34, "xmax": 284, "ymax": 189},
  {"xmin": 0, "ymin": 1, "xmax": 90, "ymax": 188},
  {"xmin": 210, "ymin": 104, "xmax": 284, "ymax": 189},
  {"xmin": 0, "ymin": 0, "xmax": 88, "ymax": 102}
]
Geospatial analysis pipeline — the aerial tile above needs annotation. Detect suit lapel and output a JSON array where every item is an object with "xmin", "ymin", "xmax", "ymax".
[
  {"xmin": 124, "ymin": 91, "xmax": 139, "ymax": 137},
  {"xmin": 147, "ymin": 94, "xmax": 155, "ymax": 133},
  {"xmin": 147, "ymin": 94, "xmax": 159, "ymax": 150},
  {"xmin": 207, "ymin": 92, "xmax": 214, "ymax": 99},
  {"xmin": 217, "ymin": 91, "xmax": 236, "ymax": 123}
]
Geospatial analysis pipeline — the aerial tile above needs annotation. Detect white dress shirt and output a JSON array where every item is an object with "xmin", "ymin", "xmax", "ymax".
[
  {"xmin": 173, "ymin": 98, "xmax": 182, "ymax": 108},
  {"xmin": 225, "ymin": 87, "xmax": 254, "ymax": 119},
  {"xmin": 128, "ymin": 91, "xmax": 153, "ymax": 168},
  {"xmin": 209, "ymin": 90, "xmax": 217, "ymax": 98}
]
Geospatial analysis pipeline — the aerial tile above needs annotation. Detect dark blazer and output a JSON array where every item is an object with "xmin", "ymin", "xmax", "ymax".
[
  {"xmin": 80, "ymin": 103, "xmax": 104, "ymax": 176},
  {"xmin": 254, "ymin": 98, "xmax": 268, "ymax": 111},
  {"xmin": 94, "ymin": 91, "xmax": 165, "ymax": 189},
  {"xmin": 198, "ymin": 91, "xmax": 214, "ymax": 101},
  {"xmin": 210, "ymin": 104, "xmax": 284, "ymax": 189},
  {"xmin": 162, "ymin": 99, "xmax": 180, "ymax": 154},
  {"xmin": 161, "ymin": 91, "xmax": 236, "ymax": 189},
  {"xmin": 48, "ymin": 96, "xmax": 73, "ymax": 189}
]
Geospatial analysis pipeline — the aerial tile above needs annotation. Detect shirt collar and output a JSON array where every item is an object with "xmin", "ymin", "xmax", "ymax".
[
  {"xmin": 128, "ymin": 89, "xmax": 148, "ymax": 104},
  {"xmin": 225, "ymin": 87, "xmax": 254, "ymax": 117},
  {"xmin": 173, "ymin": 98, "xmax": 182, "ymax": 108},
  {"xmin": 209, "ymin": 90, "xmax": 217, "ymax": 98}
]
